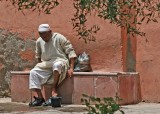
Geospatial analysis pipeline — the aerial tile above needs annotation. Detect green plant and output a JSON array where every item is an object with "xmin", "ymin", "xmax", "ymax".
[
  {"xmin": 1, "ymin": 0, "xmax": 160, "ymax": 42},
  {"xmin": 81, "ymin": 94, "xmax": 124, "ymax": 114}
]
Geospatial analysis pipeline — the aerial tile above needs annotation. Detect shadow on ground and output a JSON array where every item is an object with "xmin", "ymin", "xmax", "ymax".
[
  {"xmin": 0, "ymin": 103, "xmax": 85, "ymax": 113},
  {"xmin": 0, "ymin": 103, "xmax": 51, "ymax": 113},
  {"xmin": 57, "ymin": 107, "xmax": 85, "ymax": 112}
]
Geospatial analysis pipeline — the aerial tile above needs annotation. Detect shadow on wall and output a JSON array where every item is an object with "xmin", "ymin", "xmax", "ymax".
[{"xmin": 0, "ymin": 29, "xmax": 36, "ymax": 97}]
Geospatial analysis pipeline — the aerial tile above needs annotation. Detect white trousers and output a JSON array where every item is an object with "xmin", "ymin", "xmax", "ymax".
[{"xmin": 29, "ymin": 61, "xmax": 66, "ymax": 89}]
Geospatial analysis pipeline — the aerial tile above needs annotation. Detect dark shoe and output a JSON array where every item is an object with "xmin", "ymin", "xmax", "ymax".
[
  {"xmin": 29, "ymin": 96, "xmax": 45, "ymax": 107},
  {"xmin": 42, "ymin": 98, "xmax": 52, "ymax": 106}
]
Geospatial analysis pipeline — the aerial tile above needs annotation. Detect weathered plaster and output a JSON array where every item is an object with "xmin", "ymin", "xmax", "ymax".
[
  {"xmin": 126, "ymin": 36, "xmax": 136, "ymax": 72},
  {"xmin": 137, "ymin": 19, "xmax": 160, "ymax": 102},
  {"xmin": 0, "ymin": 0, "xmax": 122, "ymax": 97},
  {"xmin": 0, "ymin": 29, "xmax": 36, "ymax": 97}
]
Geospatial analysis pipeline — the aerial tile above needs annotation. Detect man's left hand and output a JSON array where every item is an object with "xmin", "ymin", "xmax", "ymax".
[{"xmin": 67, "ymin": 68, "xmax": 74, "ymax": 78}]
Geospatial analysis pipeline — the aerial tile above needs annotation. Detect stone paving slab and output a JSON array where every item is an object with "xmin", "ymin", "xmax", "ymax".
[
  {"xmin": 120, "ymin": 103, "xmax": 160, "ymax": 114},
  {"xmin": 1, "ymin": 98, "xmax": 160, "ymax": 114},
  {"xmin": 0, "ymin": 98, "xmax": 11, "ymax": 103}
]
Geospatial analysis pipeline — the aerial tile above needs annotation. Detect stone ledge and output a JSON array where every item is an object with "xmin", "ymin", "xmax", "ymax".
[
  {"xmin": 10, "ymin": 71, "xmax": 138, "ymax": 76},
  {"xmin": 10, "ymin": 71, "xmax": 141, "ymax": 105}
]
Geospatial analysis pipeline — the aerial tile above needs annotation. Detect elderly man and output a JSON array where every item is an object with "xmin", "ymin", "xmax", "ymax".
[{"xmin": 29, "ymin": 24, "xmax": 77, "ymax": 107}]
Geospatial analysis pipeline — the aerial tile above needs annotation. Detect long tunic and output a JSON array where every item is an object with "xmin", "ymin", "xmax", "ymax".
[{"xmin": 34, "ymin": 32, "xmax": 77, "ymax": 85}]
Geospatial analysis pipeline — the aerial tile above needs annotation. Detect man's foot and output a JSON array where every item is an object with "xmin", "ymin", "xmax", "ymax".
[
  {"xmin": 52, "ymin": 92, "xmax": 58, "ymax": 97},
  {"xmin": 29, "ymin": 96, "xmax": 45, "ymax": 107},
  {"xmin": 42, "ymin": 98, "xmax": 52, "ymax": 106},
  {"xmin": 52, "ymin": 87, "xmax": 58, "ymax": 97}
]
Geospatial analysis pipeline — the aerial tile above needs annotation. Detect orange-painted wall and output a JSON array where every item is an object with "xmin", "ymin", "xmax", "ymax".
[
  {"xmin": 137, "ymin": 18, "xmax": 160, "ymax": 102},
  {"xmin": 0, "ymin": 0, "xmax": 122, "ymax": 96},
  {"xmin": 3, "ymin": 0, "xmax": 160, "ymax": 102},
  {"xmin": 0, "ymin": 0, "xmax": 122, "ymax": 71},
  {"xmin": 2, "ymin": 0, "xmax": 160, "ymax": 102}
]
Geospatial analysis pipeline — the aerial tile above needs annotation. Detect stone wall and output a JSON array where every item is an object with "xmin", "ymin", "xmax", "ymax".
[{"xmin": 0, "ymin": 29, "xmax": 36, "ymax": 97}]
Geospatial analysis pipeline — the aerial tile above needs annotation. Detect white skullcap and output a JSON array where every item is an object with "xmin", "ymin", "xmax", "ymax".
[{"xmin": 38, "ymin": 24, "xmax": 51, "ymax": 32}]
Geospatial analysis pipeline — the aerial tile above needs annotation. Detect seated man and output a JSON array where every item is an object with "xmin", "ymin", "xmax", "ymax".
[{"xmin": 29, "ymin": 24, "xmax": 77, "ymax": 107}]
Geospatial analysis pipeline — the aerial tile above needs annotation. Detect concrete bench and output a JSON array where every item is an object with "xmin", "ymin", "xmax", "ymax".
[{"xmin": 10, "ymin": 71, "xmax": 141, "ymax": 105}]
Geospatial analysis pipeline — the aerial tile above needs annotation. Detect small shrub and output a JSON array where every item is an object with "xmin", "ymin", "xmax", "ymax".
[{"xmin": 81, "ymin": 94, "xmax": 124, "ymax": 114}]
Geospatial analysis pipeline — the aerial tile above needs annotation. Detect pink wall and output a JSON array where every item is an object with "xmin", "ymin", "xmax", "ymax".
[
  {"xmin": 1, "ymin": 0, "xmax": 160, "ymax": 102},
  {"xmin": 0, "ymin": 0, "xmax": 122, "ymax": 71},
  {"xmin": 137, "ymin": 19, "xmax": 160, "ymax": 102}
]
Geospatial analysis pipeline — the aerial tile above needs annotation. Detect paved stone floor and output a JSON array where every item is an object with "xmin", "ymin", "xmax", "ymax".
[
  {"xmin": 1, "ymin": 98, "xmax": 160, "ymax": 114},
  {"xmin": 119, "ymin": 103, "xmax": 160, "ymax": 114}
]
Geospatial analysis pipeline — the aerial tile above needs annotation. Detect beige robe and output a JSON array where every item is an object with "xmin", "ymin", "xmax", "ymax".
[{"xmin": 34, "ymin": 32, "xmax": 77, "ymax": 85}]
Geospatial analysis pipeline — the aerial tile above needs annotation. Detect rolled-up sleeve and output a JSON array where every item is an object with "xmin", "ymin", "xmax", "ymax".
[
  {"xmin": 35, "ymin": 40, "xmax": 41, "ymax": 58},
  {"xmin": 60, "ymin": 36, "xmax": 77, "ymax": 59}
]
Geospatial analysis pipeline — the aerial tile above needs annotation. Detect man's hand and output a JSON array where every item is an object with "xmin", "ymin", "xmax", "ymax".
[
  {"xmin": 68, "ymin": 57, "xmax": 76, "ymax": 78},
  {"xmin": 67, "ymin": 68, "xmax": 74, "ymax": 78}
]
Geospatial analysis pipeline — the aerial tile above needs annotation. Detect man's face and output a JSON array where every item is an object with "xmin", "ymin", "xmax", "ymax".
[{"xmin": 39, "ymin": 31, "xmax": 52, "ymax": 42}]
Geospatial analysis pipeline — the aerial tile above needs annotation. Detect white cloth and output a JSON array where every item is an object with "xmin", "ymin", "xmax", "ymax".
[{"xmin": 29, "ymin": 61, "xmax": 67, "ymax": 89}]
